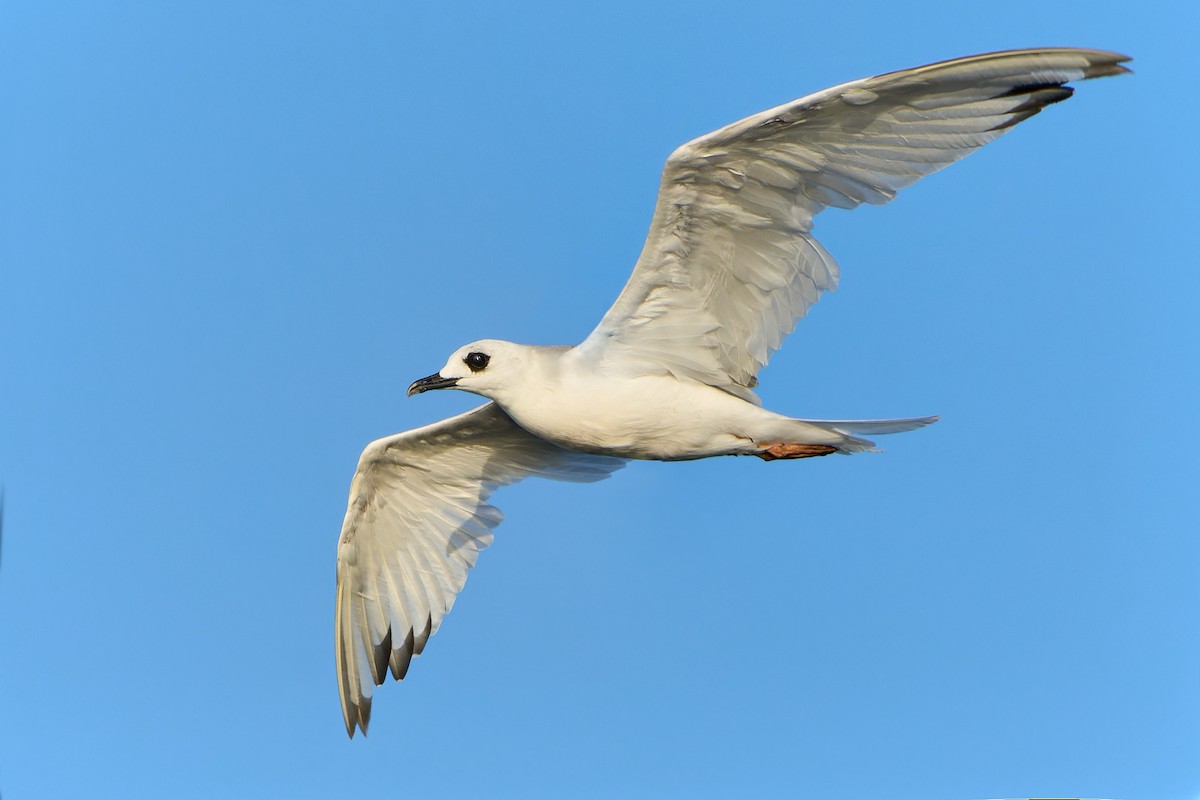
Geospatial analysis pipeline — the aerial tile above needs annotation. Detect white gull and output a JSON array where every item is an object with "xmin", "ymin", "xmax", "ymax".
[{"xmin": 334, "ymin": 48, "xmax": 1130, "ymax": 736}]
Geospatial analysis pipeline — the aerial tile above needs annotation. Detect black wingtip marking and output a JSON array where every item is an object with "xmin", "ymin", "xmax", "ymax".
[
  {"xmin": 390, "ymin": 628, "xmax": 415, "ymax": 680},
  {"xmin": 372, "ymin": 628, "xmax": 393, "ymax": 686},
  {"xmin": 986, "ymin": 84, "xmax": 1076, "ymax": 131},
  {"xmin": 995, "ymin": 81, "xmax": 1073, "ymax": 99},
  {"xmin": 412, "ymin": 613, "xmax": 433, "ymax": 656}
]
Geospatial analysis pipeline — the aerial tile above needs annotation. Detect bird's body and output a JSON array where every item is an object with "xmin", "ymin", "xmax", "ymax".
[
  {"xmin": 333, "ymin": 48, "xmax": 1130, "ymax": 737},
  {"xmin": 445, "ymin": 341, "xmax": 930, "ymax": 460},
  {"xmin": 500, "ymin": 358, "xmax": 750, "ymax": 460},
  {"xmin": 513, "ymin": 367, "xmax": 794, "ymax": 460}
]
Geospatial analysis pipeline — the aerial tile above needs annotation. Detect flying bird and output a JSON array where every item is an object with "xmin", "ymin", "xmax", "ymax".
[{"xmin": 334, "ymin": 48, "xmax": 1130, "ymax": 736}]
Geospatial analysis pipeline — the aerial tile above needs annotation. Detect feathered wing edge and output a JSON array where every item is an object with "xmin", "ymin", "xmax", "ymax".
[
  {"xmin": 580, "ymin": 48, "xmax": 1130, "ymax": 398},
  {"xmin": 335, "ymin": 403, "xmax": 625, "ymax": 737}
]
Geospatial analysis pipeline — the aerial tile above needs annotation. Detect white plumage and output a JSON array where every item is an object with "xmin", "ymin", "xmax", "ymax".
[{"xmin": 335, "ymin": 48, "xmax": 1129, "ymax": 736}]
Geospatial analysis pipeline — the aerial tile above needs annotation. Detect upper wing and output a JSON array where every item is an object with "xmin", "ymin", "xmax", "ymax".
[
  {"xmin": 335, "ymin": 402, "xmax": 624, "ymax": 737},
  {"xmin": 578, "ymin": 48, "xmax": 1130, "ymax": 402}
]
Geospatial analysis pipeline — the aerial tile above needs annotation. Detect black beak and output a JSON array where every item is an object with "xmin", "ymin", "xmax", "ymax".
[{"xmin": 407, "ymin": 373, "xmax": 459, "ymax": 397}]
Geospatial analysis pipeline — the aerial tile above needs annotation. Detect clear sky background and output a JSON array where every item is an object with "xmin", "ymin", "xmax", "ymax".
[{"xmin": 1, "ymin": 2, "xmax": 1196, "ymax": 798}]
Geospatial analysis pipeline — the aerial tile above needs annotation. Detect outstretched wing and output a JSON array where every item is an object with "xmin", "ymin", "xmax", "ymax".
[
  {"xmin": 335, "ymin": 402, "xmax": 624, "ymax": 737},
  {"xmin": 579, "ymin": 48, "xmax": 1130, "ymax": 401}
]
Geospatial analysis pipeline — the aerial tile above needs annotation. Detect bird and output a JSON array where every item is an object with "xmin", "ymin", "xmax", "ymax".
[{"xmin": 334, "ymin": 48, "xmax": 1130, "ymax": 737}]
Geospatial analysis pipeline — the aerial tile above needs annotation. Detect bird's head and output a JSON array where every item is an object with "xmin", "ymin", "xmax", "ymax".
[{"xmin": 407, "ymin": 339, "xmax": 533, "ymax": 402}]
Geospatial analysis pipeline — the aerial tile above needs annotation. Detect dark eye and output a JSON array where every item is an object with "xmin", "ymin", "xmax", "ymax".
[{"xmin": 464, "ymin": 351, "xmax": 490, "ymax": 372}]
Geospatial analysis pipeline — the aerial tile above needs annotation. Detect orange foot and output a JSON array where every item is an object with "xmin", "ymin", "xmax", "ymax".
[{"xmin": 757, "ymin": 443, "xmax": 838, "ymax": 461}]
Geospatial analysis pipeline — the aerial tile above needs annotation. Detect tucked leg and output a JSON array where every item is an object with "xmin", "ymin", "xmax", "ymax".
[{"xmin": 756, "ymin": 443, "xmax": 838, "ymax": 461}]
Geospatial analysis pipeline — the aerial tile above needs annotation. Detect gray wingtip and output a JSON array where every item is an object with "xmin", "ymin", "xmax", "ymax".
[
  {"xmin": 1084, "ymin": 50, "xmax": 1133, "ymax": 79},
  {"xmin": 344, "ymin": 695, "xmax": 371, "ymax": 739}
]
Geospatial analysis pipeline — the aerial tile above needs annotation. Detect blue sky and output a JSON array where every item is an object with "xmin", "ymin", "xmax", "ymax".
[{"xmin": 1, "ymin": 2, "xmax": 1196, "ymax": 798}]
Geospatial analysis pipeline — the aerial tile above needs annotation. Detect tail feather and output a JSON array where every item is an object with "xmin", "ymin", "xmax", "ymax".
[
  {"xmin": 796, "ymin": 415, "xmax": 939, "ymax": 453},
  {"xmin": 805, "ymin": 415, "xmax": 940, "ymax": 436}
]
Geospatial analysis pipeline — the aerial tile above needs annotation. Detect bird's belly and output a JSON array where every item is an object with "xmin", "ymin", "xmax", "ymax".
[
  {"xmin": 533, "ymin": 418, "xmax": 738, "ymax": 461},
  {"xmin": 500, "ymin": 379, "xmax": 760, "ymax": 461}
]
